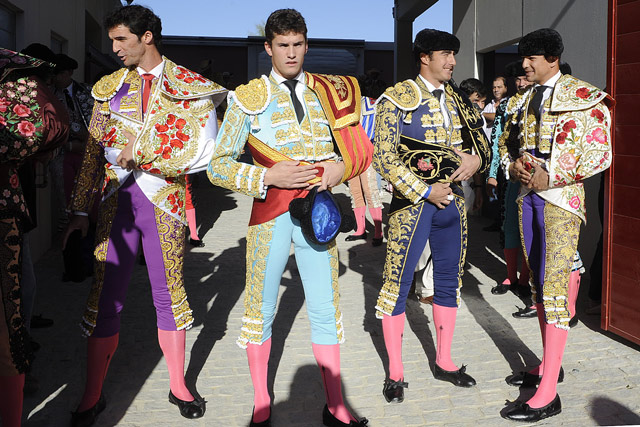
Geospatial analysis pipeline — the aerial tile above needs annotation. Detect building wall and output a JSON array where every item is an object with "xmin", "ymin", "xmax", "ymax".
[{"xmin": 453, "ymin": 0, "xmax": 609, "ymax": 286}]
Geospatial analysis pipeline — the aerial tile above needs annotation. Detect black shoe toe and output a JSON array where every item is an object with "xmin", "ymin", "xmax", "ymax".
[
  {"xmin": 491, "ymin": 284, "xmax": 510, "ymax": 295},
  {"xmin": 504, "ymin": 394, "xmax": 562, "ymax": 421},
  {"xmin": 506, "ymin": 366, "xmax": 564, "ymax": 387},
  {"xmin": 168, "ymin": 391, "xmax": 205, "ymax": 419},
  {"xmin": 71, "ymin": 395, "xmax": 106, "ymax": 427},
  {"xmin": 434, "ymin": 364, "xmax": 476, "ymax": 387},
  {"xmin": 189, "ymin": 238, "xmax": 205, "ymax": 247},
  {"xmin": 512, "ymin": 306, "xmax": 537, "ymax": 318},
  {"xmin": 345, "ymin": 233, "xmax": 367, "ymax": 242},
  {"xmin": 322, "ymin": 404, "xmax": 368, "ymax": 426},
  {"xmin": 382, "ymin": 378, "xmax": 408, "ymax": 403}
]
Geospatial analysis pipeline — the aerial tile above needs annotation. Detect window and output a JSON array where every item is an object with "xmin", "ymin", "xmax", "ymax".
[{"xmin": 0, "ymin": 4, "xmax": 16, "ymax": 50}]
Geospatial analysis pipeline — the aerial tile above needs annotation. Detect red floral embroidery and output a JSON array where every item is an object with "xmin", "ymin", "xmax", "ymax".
[
  {"xmin": 167, "ymin": 190, "xmax": 184, "ymax": 214},
  {"xmin": 586, "ymin": 128, "xmax": 607, "ymax": 144},
  {"xmin": 102, "ymin": 127, "xmax": 117, "ymax": 146},
  {"xmin": 12, "ymin": 103, "xmax": 30, "ymax": 117},
  {"xmin": 417, "ymin": 158, "xmax": 434, "ymax": 171},
  {"xmin": 17, "ymin": 120, "xmax": 35, "ymax": 137},
  {"xmin": 562, "ymin": 120, "xmax": 576, "ymax": 133},
  {"xmin": 575, "ymin": 87, "xmax": 591, "ymax": 99},
  {"xmin": 9, "ymin": 173, "xmax": 19, "ymax": 188},
  {"xmin": 569, "ymin": 196, "xmax": 581, "ymax": 209},
  {"xmin": 590, "ymin": 109, "xmax": 604, "ymax": 123},
  {"xmin": 153, "ymin": 113, "xmax": 190, "ymax": 160},
  {"xmin": 0, "ymin": 97, "xmax": 10, "ymax": 113},
  {"xmin": 556, "ymin": 132, "xmax": 567, "ymax": 144}
]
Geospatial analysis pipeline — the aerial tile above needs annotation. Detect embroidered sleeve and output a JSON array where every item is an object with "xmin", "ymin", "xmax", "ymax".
[
  {"xmin": 550, "ymin": 102, "xmax": 612, "ymax": 188},
  {"xmin": 69, "ymin": 101, "xmax": 108, "ymax": 213},
  {"xmin": 488, "ymin": 102, "xmax": 508, "ymax": 180},
  {"xmin": 134, "ymin": 96, "xmax": 217, "ymax": 177},
  {"xmin": 207, "ymin": 97, "xmax": 267, "ymax": 199},
  {"xmin": 372, "ymin": 98, "xmax": 429, "ymax": 203}
]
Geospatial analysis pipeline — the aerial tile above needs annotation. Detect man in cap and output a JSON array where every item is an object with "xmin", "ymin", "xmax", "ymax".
[
  {"xmin": 498, "ymin": 28, "xmax": 612, "ymax": 421},
  {"xmin": 208, "ymin": 8, "xmax": 371, "ymax": 427},
  {"xmin": 372, "ymin": 29, "xmax": 490, "ymax": 403},
  {"xmin": 62, "ymin": 5, "xmax": 227, "ymax": 424}
]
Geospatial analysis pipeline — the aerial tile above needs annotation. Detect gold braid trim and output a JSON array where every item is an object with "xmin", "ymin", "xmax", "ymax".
[
  {"xmin": 91, "ymin": 68, "xmax": 129, "ymax": 101},
  {"xmin": 237, "ymin": 219, "xmax": 275, "ymax": 348},
  {"xmin": 327, "ymin": 241, "xmax": 345, "ymax": 343},
  {"xmin": 453, "ymin": 196, "xmax": 467, "ymax": 307}
]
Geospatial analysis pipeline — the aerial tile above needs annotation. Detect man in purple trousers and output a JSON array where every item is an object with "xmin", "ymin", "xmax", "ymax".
[{"xmin": 62, "ymin": 5, "xmax": 226, "ymax": 425}]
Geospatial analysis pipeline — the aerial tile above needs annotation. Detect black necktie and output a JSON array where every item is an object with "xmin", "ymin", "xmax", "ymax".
[
  {"xmin": 64, "ymin": 88, "xmax": 75, "ymax": 112},
  {"xmin": 432, "ymin": 89, "xmax": 451, "ymax": 129},
  {"xmin": 283, "ymin": 79, "xmax": 304, "ymax": 123},
  {"xmin": 431, "ymin": 89, "xmax": 443, "ymax": 101},
  {"xmin": 529, "ymin": 85, "xmax": 549, "ymax": 120}
]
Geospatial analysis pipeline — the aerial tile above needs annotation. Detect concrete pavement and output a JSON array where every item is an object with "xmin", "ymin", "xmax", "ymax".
[{"xmin": 22, "ymin": 179, "xmax": 640, "ymax": 426}]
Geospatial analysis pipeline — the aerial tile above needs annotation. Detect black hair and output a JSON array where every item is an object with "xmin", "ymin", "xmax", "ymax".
[
  {"xmin": 105, "ymin": 5, "xmax": 162, "ymax": 47},
  {"xmin": 265, "ymin": 9, "xmax": 307, "ymax": 44},
  {"xmin": 493, "ymin": 76, "xmax": 507, "ymax": 87},
  {"xmin": 559, "ymin": 61, "xmax": 572, "ymax": 75},
  {"xmin": 459, "ymin": 78, "xmax": 487, "ymax": 98}
]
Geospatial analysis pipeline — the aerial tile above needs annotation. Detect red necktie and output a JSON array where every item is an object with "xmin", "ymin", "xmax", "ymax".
[{"xmin": 141, "ymin": 73, "xmax": 155, "ymax": 114}]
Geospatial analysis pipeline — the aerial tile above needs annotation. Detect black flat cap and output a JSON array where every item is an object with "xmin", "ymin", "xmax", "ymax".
[
  {"xmin": 518, "ymin": 28, "xmax": 564, "ymax": 57},
  {"xmin": 54, "ymin": 53, "xmax": 78, "ymax": 72},
  {"xmin": 414, "ymin": 29, "xmax": 460, "ymax": 61},
  {"xmin": 505, "ymin": 61, "xmax": 525, "ymax": 78}
]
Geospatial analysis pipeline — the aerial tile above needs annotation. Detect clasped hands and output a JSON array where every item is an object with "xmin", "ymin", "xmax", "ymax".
[
  {"xmin": 264, "ymin": 160, "xmax": 345, "ymax": 192},
  {"xmin": 509, "ymin": 157, "xmax": 549, "ymax": 191}
]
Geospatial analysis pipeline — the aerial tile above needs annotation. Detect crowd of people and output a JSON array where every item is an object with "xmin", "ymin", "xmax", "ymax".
[{"xmin": 0, "ymin": 4, "xmax": 612, "ymax": 427}]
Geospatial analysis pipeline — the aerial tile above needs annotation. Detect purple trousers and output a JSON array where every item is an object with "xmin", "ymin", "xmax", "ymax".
[{"xmin": 92, "ymin": 176, "xmax": 186, "ymax": 337}]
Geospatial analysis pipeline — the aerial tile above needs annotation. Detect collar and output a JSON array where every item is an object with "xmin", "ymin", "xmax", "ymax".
[
  {"xmin": 65, "ymin": 82, "xmax": 73, "ymax": 94},
  {"xmin": 270, "ymin": 69, "xmax": 305, "ymax": 87},
  {"xmin": 137, "ymin": 60, "xmax": 164, "ymax": 78},
  {"xmin": 537, "ymin": 71, "xmax": 562, "ymax": 89},
  {"xmin": 418, "ymin": 74, "xmax": 444, "ymax": 94}
]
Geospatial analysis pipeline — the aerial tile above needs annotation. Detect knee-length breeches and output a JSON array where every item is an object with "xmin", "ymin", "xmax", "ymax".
[
  {"xmin": 518, "ymin": 192, "xmax": 580, "ymax": 330},
  {"xmin": 237, "ymin": 211, "xmax": 343, "ymax": 348},
  {"xmin": 81, "ymin": 176, "xmax": 192, "ymax": 337},
  {"xmin": 375, "ymin": 196, "xmax": 467, "ymax": 318}
]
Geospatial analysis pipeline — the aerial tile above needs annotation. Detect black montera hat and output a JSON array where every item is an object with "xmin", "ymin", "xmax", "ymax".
[
  {"xmin": 518, "ymin": 28, "xmax": 564, "ymax": 57},
  {"xmin": 54, "ymin": 53, "xmax": 78, "ymax": 72},
  {"xmin": 505, "ymin": 61, "xmax": 526, "ymax": 78},
  {"xmin": 289, "ymin": 187, "xmax": 354, "ymax": 245},
  {"xmin": 414, "ymin": 29, "xmax": 460, "ymax": 61}
]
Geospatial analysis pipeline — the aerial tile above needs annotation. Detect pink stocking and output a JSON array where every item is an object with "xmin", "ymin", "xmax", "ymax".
[
  {"xmin": 527, "ymin": 324, "xmax": 568, "ymax": 408},
  {"xmin": 247, "ymin": 339, "xmax": 271, "ymax": 423},
  {"xmin": 433, "ymin": 304, "xmax": 458, "ymax": 371},
  {"xmin": 504, "ymin": 248, "xmax": 518, "ymax": 284},
  {"xmin": 382, "ymin": 313, "xmax": 405, "ymax": 381},
  {"xmin": 158, "ymin": 329, "xmax": 194, "ymax": 401},
  {"xmin": 352, "ymin": 207, "xmax": 366, "ymax": 236},
  {"xmin": 186, "ymin": 208, "xmax": 199, "ymax": 240},
  {"xmin": 77, "ymin": 334, "xmax": 119, "ymax": 412},
  {"xmin": 369, "ymin": 207, "xmax": 383, "ymax": 239},
  {"xmin": 312, "ymin": 343, "xmax": 355, "ymax": 424},
  {"xmin": 0, "ymin": 374, "xmax": 24, "ymax": 427},
  {"xmin": 568, "ymin": 270, "xmax": 581, "ymax": 318}
]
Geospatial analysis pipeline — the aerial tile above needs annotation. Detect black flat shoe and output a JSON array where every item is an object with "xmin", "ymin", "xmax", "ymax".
[
  {"xmin": 322, "ymin": 405, "xmax": 368, "ymax": 426},
  {"xmin": 189, "ymin": 237, "xmax": 205, "ymax": 247},
  {"xmin": 434, "ymin": 364, "xmax": 476, "ymax": 387},
  {"xmin": 382, "ymin": 378, "xmax": 408, "ymax": 403},
  {"xmin": 372, "ymin": 237, "xmax": 383, "ymax": 247},
  {"xmin": 168, "ymin": 390, "xmax": 205, "ymax": 419},
  {"xmin": 345, "ymin": 233, "xmax": 367, "ymax": 242},
  {"xmin": 507, "ymin": 366, "xmax": 564, "ymax": 387},
  {"xmin": 569, "ymin": 316, "xmax": 578, "ymax": 328},
  {"xmin": 504, "ymin": 394, "xmax": 562, "ymax": 421},
  {"xmin": 491, "ymin": 283, "xmax": 510, "ymax": 295},
  {"xmin": 71, "ymin": 395, "xmax": 106, "ymax": 427},
  {"xmin": 512, "ymin": 306, "xmax": 537, "ymax": 318},
  {"xmin": 249, "ymin": 406, "xmax": 271, "ymax": 427}
]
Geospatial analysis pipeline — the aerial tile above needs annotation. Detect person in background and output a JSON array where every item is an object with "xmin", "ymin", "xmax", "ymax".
[{"xmin": 0, "ymin": 47, "xmax": 69, "ymax": 427}]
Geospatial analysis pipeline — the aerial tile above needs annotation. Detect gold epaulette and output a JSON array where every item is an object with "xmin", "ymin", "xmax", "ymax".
[
  {"xmin": 91, "ymin": 68, "xmax": 129, "ymax": 101},
  {"xmin": 551, "ymin": 74, "xmax": 609, "ymax": 112},
  {"xmin": 229, "ymin": 75, "xmax": 270, "ymax": 115},
  {"xmin": 377, "ymin": 79, "xmax": 421, "ymax": 111}
]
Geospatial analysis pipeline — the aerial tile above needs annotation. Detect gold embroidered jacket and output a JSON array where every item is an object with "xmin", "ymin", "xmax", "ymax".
[
  {"xmin": 499, "ymin": 74, "xmax": 612, "ymax": 223},
  {"xmin": 69, "ymin": 57, "xmax": 227, "ymax": 223},
  {"xmin": 373, "ymin": 77, "xmax": 490, "ymax": 213}
]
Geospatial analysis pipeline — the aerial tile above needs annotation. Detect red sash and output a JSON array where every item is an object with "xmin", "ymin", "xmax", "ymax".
[{"xmin": 247, "ymin": 134, "xmax": 323, "ymax": 225}]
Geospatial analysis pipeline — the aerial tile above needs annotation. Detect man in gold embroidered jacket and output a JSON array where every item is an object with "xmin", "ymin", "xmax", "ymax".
[
  {"xmin": 500, "ymin": 29, "xmax": 612, "ymax": 422},
  {"xmin": 207, "ymin": 9, "xmax": 370, "ymax": 427},
  {"xmin": 373, "ymin": 29, "xmax": 490, "ymax": 401},
  {"xmin": 62, "ymin": 5, "xmax": 226, "ymax": 422}
]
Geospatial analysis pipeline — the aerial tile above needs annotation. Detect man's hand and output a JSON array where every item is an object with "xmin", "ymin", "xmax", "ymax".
[
  {"xmin": 527, "ymin": 166, "xmax": 549, "ymax": 191},
  {"xmin": 116, "ymin": 130, "xmax": 137, "ymax": 171},
  {"xmin": 487, "ymin": 177, "xmax": 498, "ymax": 188},
  {"xmin": 426, "ymin": 182, "xmax": 453, "ymax": 209},
  {"xmin": 264, "ymin": 161, "xmax": 319, "ymax": 189},
  {"xmin": 62, "ymin": 215, "xmax": 89, "ymax": 250},
  {"xmin": 509, "ymin": 157, "xmax": 531, "ymax": 185},
  {"xmin": 313, "ymin": 161, "xmax": 345, "ymax": 192},
  {"xmin": 449, "ymin": 148, "xmax": 480, "ymax": 182}
]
